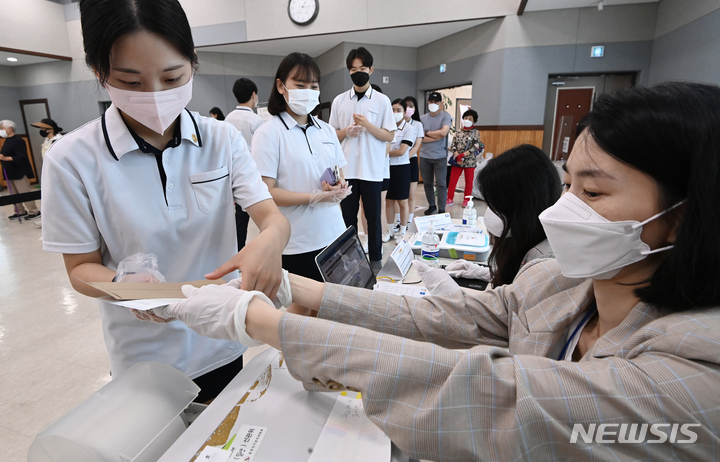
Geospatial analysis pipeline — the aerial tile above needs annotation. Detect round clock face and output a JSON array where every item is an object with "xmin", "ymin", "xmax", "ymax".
[{"xmin": 288, "ymin": 0, "xmax": 319, "ymax": 26}]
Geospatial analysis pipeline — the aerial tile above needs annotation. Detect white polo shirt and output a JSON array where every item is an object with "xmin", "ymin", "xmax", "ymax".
[
  {"xmin": 41, "ymin": 105, "xmax": 272, "ymax": 379},
  {"xmin": 408, "ymin": 119, "xmax": 424, "ymax": 158},
  {"xmin": 252, "ymin": 112, "xmax": 347, "ymax": 255},
  {"xmin": 224, "ymin": 106, "xmax": 265, "ymax": 148},
  {"xmin": 389, "ymin": 120, "xmax": 415, "ymax": 166},
  {"xmin": 329, "ymin": 85, "xmax": 396, "ymax": 182}
]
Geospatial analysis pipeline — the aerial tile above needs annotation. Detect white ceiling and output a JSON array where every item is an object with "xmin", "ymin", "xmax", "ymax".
[
  {"xmin": 525, "ymin": 0, "xmax": 658, "ymax": 12},
  {"xmin": 0, "ymin": 50, "xmax": 62, "ymax": 67},
  {"xmin": 200, "ymin": 19, "xmax": 492, "ymax": 57}
]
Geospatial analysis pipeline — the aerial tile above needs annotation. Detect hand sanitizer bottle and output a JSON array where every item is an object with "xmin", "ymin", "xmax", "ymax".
[
  {"xmin": 462, "ymin": 196, "xmax": 477, "ymax": 226},
  {"xmin": 421, "ymin": 220, "xmax": 440, "ymax": 266}
]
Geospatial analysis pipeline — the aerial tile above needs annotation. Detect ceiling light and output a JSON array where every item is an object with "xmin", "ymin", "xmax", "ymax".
[
  {"xmin": 597, "ymin": 1, "xmax": 604, "ymax": 11},
  {"xmin": 7, "ymin": 57, "xmax": 18, "ymax": 62}
]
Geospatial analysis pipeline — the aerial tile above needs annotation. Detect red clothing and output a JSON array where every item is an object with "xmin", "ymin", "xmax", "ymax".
[{"xmin": 447, "ymin": 166, "xmax": 475, "ymax": 201}]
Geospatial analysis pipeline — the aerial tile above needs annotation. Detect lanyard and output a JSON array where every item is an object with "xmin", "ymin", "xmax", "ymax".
[{"xmin": 558, "ymin": 304, "xmax": 597, "ymax": 361}]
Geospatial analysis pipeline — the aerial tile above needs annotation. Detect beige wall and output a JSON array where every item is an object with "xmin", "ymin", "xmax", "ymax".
[
  {"xmin": 654, "ymin": 0, "xmax": 720, "ymax": 38},
  {"xmin": 418, "ymin": 3, "xmax": 659, "ymax": 70},
  {"xmin": 0, "ymin": 0, "xmax": 71, "ymax": 57}
]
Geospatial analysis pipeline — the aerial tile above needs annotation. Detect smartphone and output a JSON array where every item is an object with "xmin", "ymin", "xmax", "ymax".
[{"xmin": 320, "ymin": 167, "xmax": 337, "ymax": 186}]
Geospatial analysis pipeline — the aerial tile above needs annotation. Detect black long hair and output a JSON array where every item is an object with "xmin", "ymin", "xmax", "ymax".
[
  {"xmin": 79, "ymin": 0, "xmax": 198, "ymax": 84},
  {"xmin": 209, "ymin": 107, "xmax": 225, "ymax": 120},
  {"xmin": 267, "ymin": 52, "xmax": 321, "ymax": 116},
  {"xmin": 478, "ymin": 144, "xmax": 561, "ymax": 286},
  {"xmin": 580, "ymin": 82, "xmax": 720, "ymax": 311},
  {"xmin": 403, "ymin": 96, "xmax": 421, "ymax": 122}
]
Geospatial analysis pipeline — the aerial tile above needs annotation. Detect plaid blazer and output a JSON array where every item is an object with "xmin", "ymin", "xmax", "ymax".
[{"xmin": 279, "ymin": 259, "xmax": 720, "ymax": 461}]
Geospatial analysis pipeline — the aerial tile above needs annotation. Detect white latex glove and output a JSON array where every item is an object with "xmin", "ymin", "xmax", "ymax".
[
  {"xmin": 412, "ymin": 260, "xmax": 462, "ymax": 296},
  {"xmin": 225, "ymin": 269, "xmax": 292, "ymax": 309},
  {"xmin": 156, "ymin": 284, "xmax": 274, "ymax": 346},
  {"xmin": 309, "ymin": 185, "xmax": 352, "ymax": 207},
  {"xmin": 445, "ymin": 259, "xmax": 492, "ymax": 282},
  {"xmin": 346, "ymin": 125, "xmax": 366, "ymax": 138}
]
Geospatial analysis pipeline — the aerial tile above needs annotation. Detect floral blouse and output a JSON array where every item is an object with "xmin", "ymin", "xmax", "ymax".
[{"xmin": 450, "ymin": 128, "xmax": 484, "ymax": 168}]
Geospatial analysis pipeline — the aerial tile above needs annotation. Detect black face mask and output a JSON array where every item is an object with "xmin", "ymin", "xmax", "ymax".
[
  {"xmin": 350, "ymin": 71, "xmax": 370, "ymax": 87},
  {"xmin": 39, "ymin": 129, "xmax": 49, "ymax": 138}
]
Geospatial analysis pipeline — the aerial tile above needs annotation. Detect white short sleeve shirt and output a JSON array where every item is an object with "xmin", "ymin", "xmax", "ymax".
[
  {"xmin": 329, "ymin": 86, "xmax": 396, "ymax": 182},
  {"xmin": 252, "ymin": 112, "xmax": 347, "ymax": 255},
  {"xmin": 224, "ymin": 106, "xmax": 265, "ymax": 148},
  {"xmin": 41, "ymin": 105, "xmax": 272, "ymax": 379},
  {"xmin": 409, "ymin": 119, "xmax": 424, "ymax": 158},
  {"xmin": 389, "ymin": 120, "xmax": 415, "ymax": 166}
]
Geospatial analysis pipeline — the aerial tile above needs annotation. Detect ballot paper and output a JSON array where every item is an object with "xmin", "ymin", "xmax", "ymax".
[
  {"xmin": 103, "ymin": 298, "xmax": 182, "ymax": 311},
  {"xmin": 307, "ymin": 392, "xmax": 391, "ymax": 462},
  {"xmin": 196, "ymin": 446, "xmax": 231, "ymax": 462},
  {"xmin": 373, "ymin": 280, "xmax": 429, "ymax": 298}
]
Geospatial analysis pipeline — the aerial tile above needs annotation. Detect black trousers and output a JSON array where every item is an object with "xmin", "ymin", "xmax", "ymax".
[
  {"xmin": 235, "ymin": 203, "xmax": 250, "ymax": 251},
  {"xmin": 341, "ymin": 179, "xmax": 383, "ymax": 262},
  {"xmin": 192, "ymin": 355, "xmax": 243, "ymax": 403},
  {"xmin": 282, "ymin": 248, "xmax": 324, "ymax": 282}
]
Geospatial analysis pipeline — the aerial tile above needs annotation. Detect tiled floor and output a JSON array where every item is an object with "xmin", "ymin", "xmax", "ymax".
[{"xmin": 0, "ymin": 180, "xmax": 483, "ymax": 460}]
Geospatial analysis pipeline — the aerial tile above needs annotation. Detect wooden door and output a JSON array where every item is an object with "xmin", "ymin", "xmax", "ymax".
[{"xmin": 551, "ymin": 88, "xmax": 593, "ymax": 161}]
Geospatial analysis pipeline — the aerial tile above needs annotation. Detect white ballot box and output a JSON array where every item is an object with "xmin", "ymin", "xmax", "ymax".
[
  {"xmin": 159, "ymin": 348, "xmax": 411, "ymax": 462},
  {"xmin": 28, "ymin": 361, "xmax": 200, "ymax": 462}
]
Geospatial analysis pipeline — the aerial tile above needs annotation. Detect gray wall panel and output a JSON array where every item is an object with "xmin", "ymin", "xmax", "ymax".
[
  {"xmin": 498, "ymin": 41, "xmax": 652, "ymax": 125},
  {"xmin": 649, "ymin": 7, "xmax": 720, "ymax": 85},
  {"xmin": 187, "ymin": 74, "xmax": 275, "ymax": 118},
  {"xmin": 368, "ymin": 70, "xmax": 417, "ymax": 102},
  {"xmin": 0, "ymin": 86, "xmax": 25, "ymax": 131},
  {"xmin": 417, "ymin": 51, "xmax": 504, "ymax": 126},
  {"xmin": 320, "ymin": 68, "xmax": 350, "ymax": 105},
  {"xmin": 15, "ymin": 80, "xmax": 108, "ymax": 134}
]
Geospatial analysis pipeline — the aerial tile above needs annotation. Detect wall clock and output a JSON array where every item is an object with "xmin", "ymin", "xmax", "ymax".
[{"xmin": 288, "ymin": 0, "xmax": 319, "ymax": 26}]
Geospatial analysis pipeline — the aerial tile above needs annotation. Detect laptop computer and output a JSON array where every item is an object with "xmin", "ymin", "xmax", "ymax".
[{"xmin": 315, "ymin": 226, "xmax": 376, "ymax": 290}]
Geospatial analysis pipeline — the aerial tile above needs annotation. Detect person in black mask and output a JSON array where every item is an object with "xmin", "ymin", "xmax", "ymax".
[
  {"xmin": 329, "ymin": 47, "xmax": 395, "ymax": 271},
  {"xmin": 31, "ymin": 118, "xmax": 64, "ymax": 159}
]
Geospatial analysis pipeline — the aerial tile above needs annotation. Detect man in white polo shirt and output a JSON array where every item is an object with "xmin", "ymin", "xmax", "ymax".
[
  {"xmin": 329, "ymin": 47, "xmax": 395, "ymax": 270},
  {"xmin": 224, "ymin": 78, "xmax": 266, "ymax": 252}
]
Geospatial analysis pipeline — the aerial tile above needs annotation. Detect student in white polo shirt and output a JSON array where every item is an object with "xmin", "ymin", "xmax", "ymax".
[
  {"xmin": 41, "ymin": 0, "xmax": 290, "ymax": 402},
  {"xmin": 225, "ymin": 78, "xmax": 265, "ymax": 148},
  {"xmin": 251, "ymin": 53, "xmax": 350, "ymax": 282},
  {"xmin": 224, "ymin": 78, "xmax": 267, "ymax": 252},
  {"xmin": 383, "ymin": 99, "xmax": 415, "ymax": 242},
  {"xmin": 329, "ymin": 47, "xmax": 395, "ymax": 271}
]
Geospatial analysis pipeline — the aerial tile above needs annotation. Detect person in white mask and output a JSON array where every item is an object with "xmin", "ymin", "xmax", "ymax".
[
  {"xmin": 251, "ymin": 53, "xmax": 350, "ymax": 284},
  {"xmin": 476, "ymin": 144, "xmax": 560, "ymax": 287},
  {"xmin": 40, "ymin": 0, "xmax": 290, "ymax": 403},
  {"xmin": 145, "ymin": 82, "xmax": 720, "ymax": 460}
]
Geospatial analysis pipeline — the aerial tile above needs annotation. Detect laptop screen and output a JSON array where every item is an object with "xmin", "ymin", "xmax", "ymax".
[{"xmin": 315, "ymin": 226, "xmax": 376, "ymax": 289}]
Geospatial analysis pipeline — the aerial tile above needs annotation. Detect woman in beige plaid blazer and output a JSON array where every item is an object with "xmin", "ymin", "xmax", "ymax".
[{"xmin": 166, "ymin": 82, "xmax": 720, "ymax": 461}]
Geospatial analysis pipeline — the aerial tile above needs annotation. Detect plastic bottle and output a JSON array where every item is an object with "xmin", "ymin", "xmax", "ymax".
[
  {"xmin": 421, "ymin": 220, "xmax": 440, "ymax": 266},
  {"xmin": 462, "ymin": 196, "xmax": 477, "ymax": 226}
]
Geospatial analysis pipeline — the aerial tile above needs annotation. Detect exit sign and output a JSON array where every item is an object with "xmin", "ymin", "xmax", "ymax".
[{"xmin": 591, "ymin": 46, "xmax": 605, "ymax": 58}]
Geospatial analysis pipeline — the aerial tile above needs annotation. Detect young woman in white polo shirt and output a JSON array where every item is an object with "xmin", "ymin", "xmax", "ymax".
[
  {"xmin": 41, "ymin": 0, "xmax": 290, "ymax": 402},
  {"xmin": 383, "ymin": 99, "xmax": 415, "ymax": 242},
  {"xmin": 251, "ymin": 53, "xmax": 350, "ymax": 282}
]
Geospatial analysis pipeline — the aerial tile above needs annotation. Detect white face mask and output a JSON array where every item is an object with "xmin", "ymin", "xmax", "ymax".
[
  {"xmin": 462, "ymin": 119, "xmax": 474, "ymax": 128},
  {"xmin": 0, "ymin": 129, "xmax": 7, "ymax": 138},
  {"xmin": 539, "ymin": 192, "xmax": 683, "ymax": 279},
  {"xmin": 483, "ymin": 207, "xmax": 510, "ymax": 238},
  {"xmin": 393, "ymin": 112, "xmax": 404, "ymax": 123},
  {"xmin": 283, "ymin": 84, "xmax": 320, "ymax": 116},
  {"xmin": 428, "ymin": 103, "xmax": 440, "ymax": 113},
  {"xmin": 105, "ymin": 76, "xmax": 193, "ymax": 135}
]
